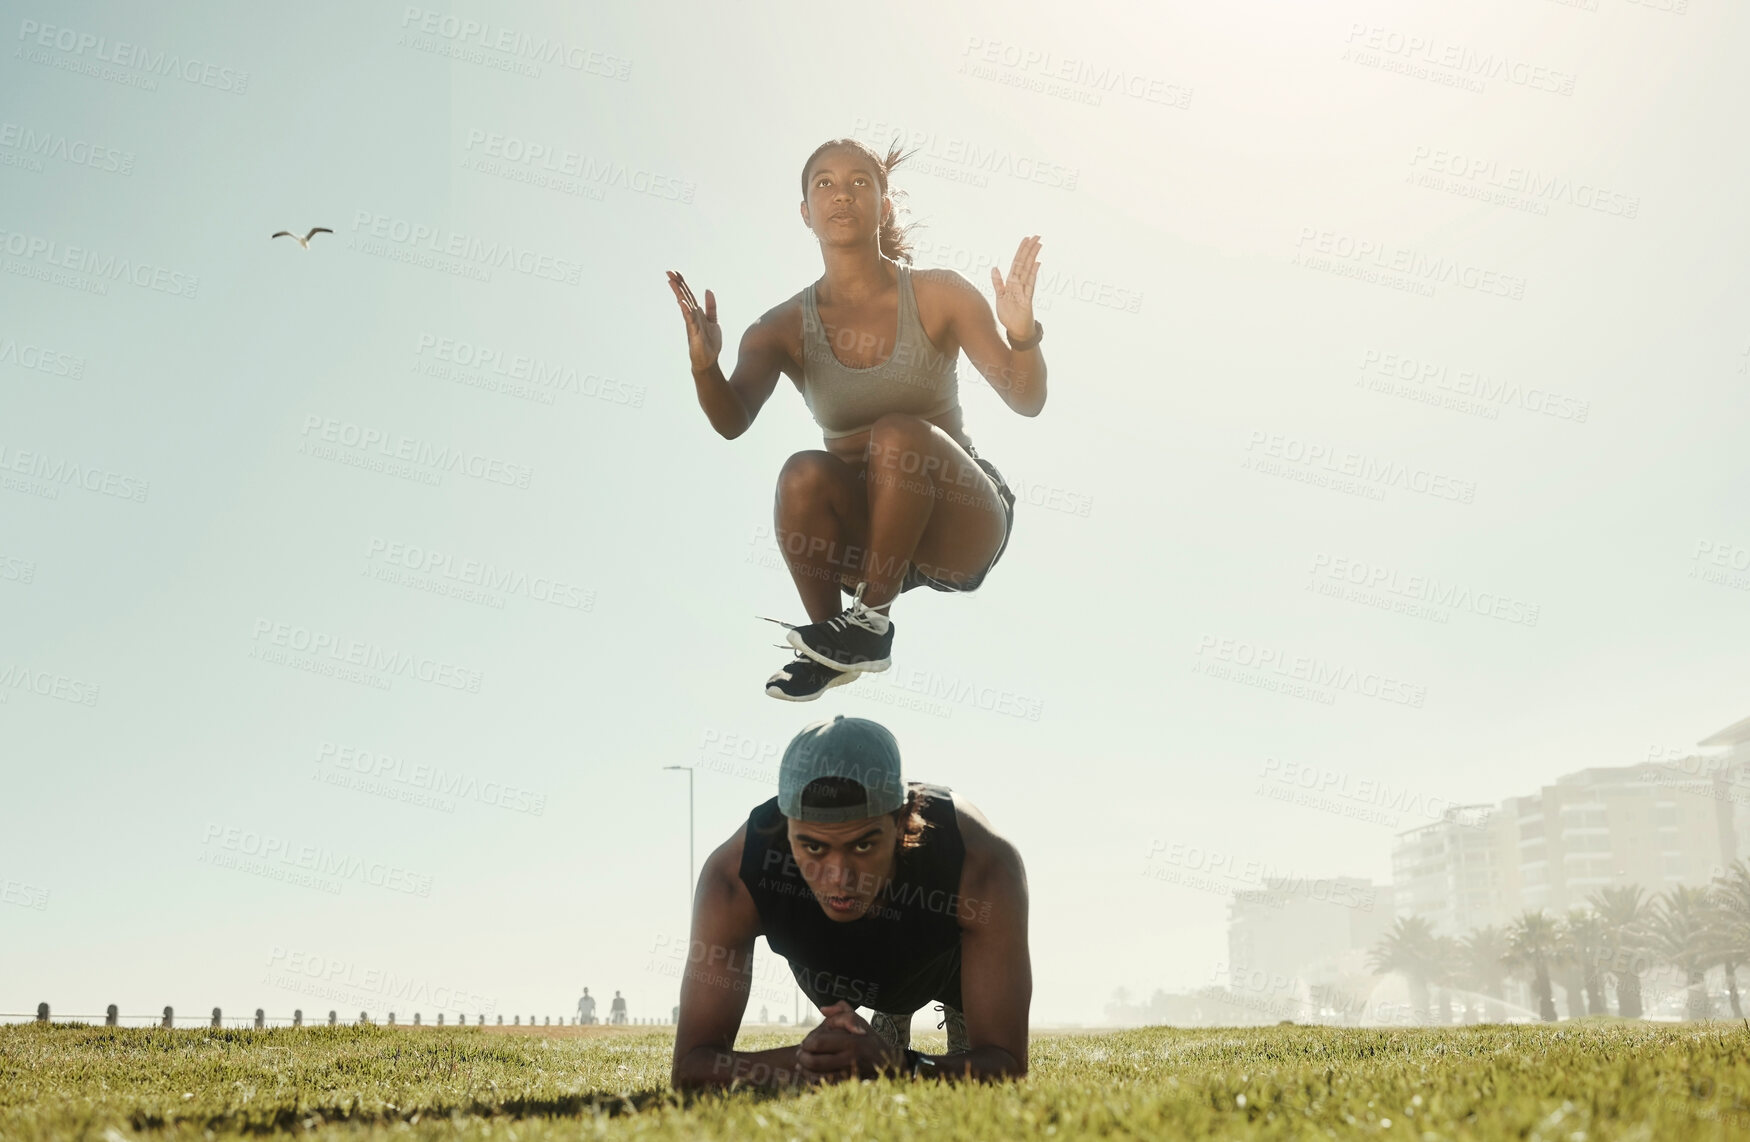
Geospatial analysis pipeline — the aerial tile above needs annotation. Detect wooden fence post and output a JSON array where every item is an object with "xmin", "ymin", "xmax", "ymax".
[
  {"xmin": 162, "ymin": 1006, "xmax": 173, "ymax": 1029},
  {"xmin": 106, "ymin": 1005, "xmax": 118, "ymax": 1027}
]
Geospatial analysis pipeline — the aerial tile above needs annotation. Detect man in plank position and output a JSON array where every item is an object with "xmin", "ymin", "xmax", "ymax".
[{"xmin": 670, "ymin": 715, "xmax": 1031, "ymax": 1088}]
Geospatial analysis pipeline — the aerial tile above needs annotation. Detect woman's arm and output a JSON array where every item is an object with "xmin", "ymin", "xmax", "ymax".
[
  {"xmin": 667, "ymin": 271, "xmax": 793, "ymax": 440},
  {"xmin": 934, "ymin": 243, "xmax": 1048, "ymax": 417},
  {"xmin": 694, "ymin": 315, "xmax": 792, "ymax": 440}
]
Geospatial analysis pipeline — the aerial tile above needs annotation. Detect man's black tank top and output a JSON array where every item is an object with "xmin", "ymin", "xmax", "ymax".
[{"xmin": 738, "ymin": 783, "xmax": 965, "ymax": 1015}]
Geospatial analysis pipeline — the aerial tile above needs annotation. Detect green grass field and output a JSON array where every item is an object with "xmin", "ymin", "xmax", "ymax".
[{"xmin": 3, "ymin": 1021, "xmax": 1747, "ymax": 1140}]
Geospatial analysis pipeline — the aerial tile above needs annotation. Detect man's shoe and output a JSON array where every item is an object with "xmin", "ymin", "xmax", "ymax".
[
  {"xmin": 785, "ymin": 583, "xmax": 894, "ymax": 672},
  {"xmin": 766, "ymin": 653, "xmax": 859, "ymax": 701}
]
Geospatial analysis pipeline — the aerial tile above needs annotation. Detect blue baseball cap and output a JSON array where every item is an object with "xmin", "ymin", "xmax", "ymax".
[{"xmin": 777, "ymin": 715, "xmax": 906, "ymax": 823}]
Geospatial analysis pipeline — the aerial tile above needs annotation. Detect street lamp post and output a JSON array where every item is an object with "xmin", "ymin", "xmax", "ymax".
[{"xmin": 661, "ymin": 765, "xmax": 695, "ymax": 904}]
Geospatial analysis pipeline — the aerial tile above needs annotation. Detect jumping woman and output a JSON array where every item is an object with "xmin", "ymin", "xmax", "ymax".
[{"xmin": 667, "ymin": 137, "xmax": 1047, "ymax": 701}]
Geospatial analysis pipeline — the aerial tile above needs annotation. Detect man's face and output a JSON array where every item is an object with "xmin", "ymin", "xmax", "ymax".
[{"xmin": 786, "ymin": 813, "xmax": 899, "ymax": 923}]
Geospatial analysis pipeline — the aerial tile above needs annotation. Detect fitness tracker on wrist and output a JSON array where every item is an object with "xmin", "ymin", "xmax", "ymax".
[{"xmin": 1006, "ymin": 320, "xmax": 1043, "ymax": 352}]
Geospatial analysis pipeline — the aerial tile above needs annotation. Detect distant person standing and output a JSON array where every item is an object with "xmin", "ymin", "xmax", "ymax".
[
  {"xmin": 610, "ymin": 991, "xmax": 628, "ymax": 1025},
  {"xmin": 576, "ymin": 988, "xmax": 597, "ymax": 1025},
  {"xmin": 760, "ymin": 1005, "xmax": 770, "ymax": 1024}
]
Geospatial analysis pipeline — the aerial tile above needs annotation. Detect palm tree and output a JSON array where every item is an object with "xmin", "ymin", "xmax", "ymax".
[
  {"xmin": 1589, "ymin": 885, "xmax": 1655, "ymax": 1017},
  {"xmin": 1561, "ymin": 909, "xmax": 1610, "ymax": 1016},
  {"xmin": 1432, "ymin": 934, "xmax": 1467, "ymax": 1023},
  {"xmin": 1709, "ymin": 861, "xmax": 1750, "ymax": 1019},
  {"xmin": 1506, "ymin": 910, "xmax": 1561, "ymax": 1021},
  {"xmin": 1645, "ymin": 884, "xmax": 1718, "ymax": 1020},
  {"xmin": 1459, "ymin": 925, "xmax": 1512, "ymax": 1023},
  {"xmin": 1369, "ymin": 915, "xmax": 1438, "ymax": 1021}
]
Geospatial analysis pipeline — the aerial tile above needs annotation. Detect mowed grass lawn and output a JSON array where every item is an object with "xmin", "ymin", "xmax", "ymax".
[{"xmin": 3, "ymin": 1021, "xmax": 1747, "ymax": 1141}]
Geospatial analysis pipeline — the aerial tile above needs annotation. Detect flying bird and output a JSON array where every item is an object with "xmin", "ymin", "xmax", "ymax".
[{"xmin": 271, "ymin": 227, "xmax": 333, "ymax": 249}]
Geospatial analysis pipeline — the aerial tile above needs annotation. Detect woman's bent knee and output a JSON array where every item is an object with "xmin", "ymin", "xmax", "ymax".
[
  {"xmin": 776, "ymin": 451, "xmax": 853, "ymax": 507},
  {"xmin": 867, "ymin": 415, "xmax": 938, "ymax": 476}
]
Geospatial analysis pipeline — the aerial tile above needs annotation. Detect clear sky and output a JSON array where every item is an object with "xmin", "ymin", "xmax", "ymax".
[{"xmin": 3, "ymin": 0, "xmax": 1748, "ymax": 1028}]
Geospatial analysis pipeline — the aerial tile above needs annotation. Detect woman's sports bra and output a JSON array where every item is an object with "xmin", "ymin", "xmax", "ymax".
[{"xmin": 800, "ymin": 263, "xmax": 960, "ymax": 440}]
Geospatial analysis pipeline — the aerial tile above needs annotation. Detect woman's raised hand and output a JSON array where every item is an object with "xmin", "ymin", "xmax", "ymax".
[
  {"xmin": 667, "ymin": 270, "xmax": 723, "ymax": 372},
  {"xmin": 990, "ymin": 235, "xmax": 1042, "ymax": 342}
]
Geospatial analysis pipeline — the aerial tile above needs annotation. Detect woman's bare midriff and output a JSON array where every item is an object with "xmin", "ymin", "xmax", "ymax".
[{"xmin": 822, "ymin": 409, "xmax": 973, "ymax": 469}]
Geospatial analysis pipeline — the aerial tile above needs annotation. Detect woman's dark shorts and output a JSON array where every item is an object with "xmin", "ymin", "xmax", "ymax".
[{"xmin": 843, "ymin": 453, "xmax": 1016, "ymax": 596}]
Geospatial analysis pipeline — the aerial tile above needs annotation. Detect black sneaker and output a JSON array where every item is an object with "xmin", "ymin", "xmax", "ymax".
[
  {"xmin": 766, "ymin": 653, "xmax": 859, "ymax": 702},
  {"xmin": 785, "ymin": 583, "xmax": 894, "ymax": 672}
]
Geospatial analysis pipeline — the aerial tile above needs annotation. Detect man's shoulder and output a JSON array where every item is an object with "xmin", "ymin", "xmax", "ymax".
[{"xmin": 950, "ymin": 797, "xmax": 1025, "ymax": 898}]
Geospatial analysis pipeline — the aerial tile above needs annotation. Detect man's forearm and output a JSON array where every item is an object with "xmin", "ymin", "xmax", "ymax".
[
  {"xmin": 912, "ymin": 1045, "xmax": 1026, "ymax": 1082},
  {"xmin": 692, "ymin": 362, "xmax": 751, "ymax": 438},
  {"xmin": 673, "ymin": 1044, "xmax": 806, "ymax": 1090}
]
